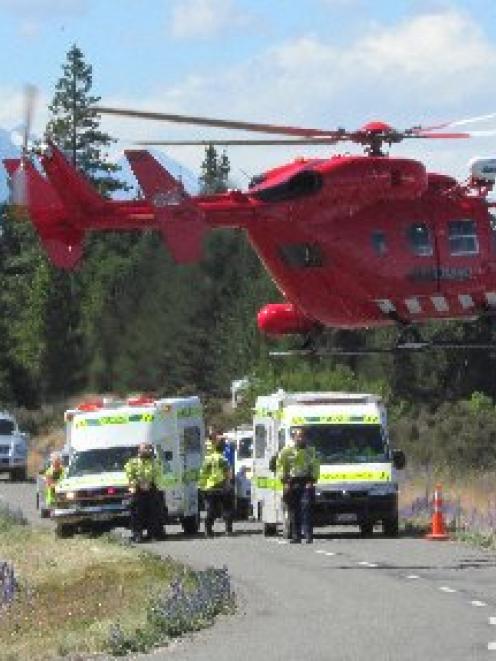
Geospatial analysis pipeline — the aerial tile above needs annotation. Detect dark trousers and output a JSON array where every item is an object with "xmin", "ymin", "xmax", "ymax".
[
  {"xmin": 284, "ymin": 481, "xmax": 314, "ymax": 541},
  {"xmin": 203, "ymin": 488, "xmax": 234, "ymax": 533},
  {"xmin": 130, "ymin": 486, "xmax": 166, "ymax": 538}
]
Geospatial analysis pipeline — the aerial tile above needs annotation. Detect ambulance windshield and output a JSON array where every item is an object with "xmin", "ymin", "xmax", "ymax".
[
  {"xmin": 67, "ymin": 446, "xmax": 138, "ymax": 476},
  {"xmin": 295, "ymin": 424, "xmax": 387, "ymax": 464},
  {"xmin": 0, "ymin": 419, "xmax": 14, "ymax": 435}
]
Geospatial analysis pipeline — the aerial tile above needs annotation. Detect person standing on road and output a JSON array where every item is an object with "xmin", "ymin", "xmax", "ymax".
[
  {"xmin": 204, "ymin": 427, "xmax": 218, "ymax": 457},
  {"xmin": 44, "ymin": 452, "xmax": 65, "ymax": 508},
  {"xmin": 276, "ymin": 427, "xmax": 320, "ymax": 544},
  {"xmin": 198, "ymin": 436, "xmax": 233, "ymax": 538},
  {"xmin": 124, "ymin": 443, "xmax": 167, "ymax": 543}
]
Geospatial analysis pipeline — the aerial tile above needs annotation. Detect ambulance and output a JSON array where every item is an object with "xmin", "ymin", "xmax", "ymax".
[
  {"xmin": 225, "ymin": 425, "xmax": 253, "ymax": 519},
  {"xmin": 53, "ymin": 395, "xmax": 204, "ymax": 537},
  {"xmin": 252, "ymin": 390, "xmax": 405, "ymax": 538}
]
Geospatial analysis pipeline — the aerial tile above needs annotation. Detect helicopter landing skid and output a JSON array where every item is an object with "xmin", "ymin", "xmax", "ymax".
[{"xmin": 269, "ymin": 341, "xmax": 496, "ymax": 357}]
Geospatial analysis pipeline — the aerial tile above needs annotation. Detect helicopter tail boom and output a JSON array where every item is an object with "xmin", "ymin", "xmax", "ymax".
[{"xmin": 125, "ymin": 149, "xmax": 206, "ymax": 263}]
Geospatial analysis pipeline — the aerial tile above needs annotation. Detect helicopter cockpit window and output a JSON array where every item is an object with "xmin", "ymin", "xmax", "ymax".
[
  {"xmin": 448, "ymin": 220, "xmax": 479, "ymax": 256},
  {"xmin": 371, "ymin": 231, "xmax": 387, "ymax": 256},
  {"xmin": 407, "ymin": 223, "xmax": 433, "ymax": 257},
  {"xmin": 279, "ymin": 243, "xmax": 325, "ymax": 268}
]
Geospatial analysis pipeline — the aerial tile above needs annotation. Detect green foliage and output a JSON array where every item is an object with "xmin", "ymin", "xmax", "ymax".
[
  {"xmin": 46, "ymin": 43, "xmax": 128, "ymax": 196},
  {"xmin": 391, "ymin": 396, "xmax": 496, "ymax": 475},
  {"xmin": 199, "ymin": 144, "xmax": 231, "ymax": 194}
]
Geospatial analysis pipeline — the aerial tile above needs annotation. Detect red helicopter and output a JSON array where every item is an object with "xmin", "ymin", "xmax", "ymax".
[{"xmin": 4, "ymin": 100, "xmax": 496, "ymax": 352}]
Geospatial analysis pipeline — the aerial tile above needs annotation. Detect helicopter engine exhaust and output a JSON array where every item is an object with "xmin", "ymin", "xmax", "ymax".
[{"xmin": 257, "ymin": 303, "xmax": 317, "ymax": 336}]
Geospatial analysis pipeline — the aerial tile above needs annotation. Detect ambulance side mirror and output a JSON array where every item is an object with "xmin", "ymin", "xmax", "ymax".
[
  {"xmin": 392, "ymin": 449, "xmax": 406, "ymax": 470},
  {"xmin": 269, "ymin": 455, "xmax": 277, "ymax": 473}
]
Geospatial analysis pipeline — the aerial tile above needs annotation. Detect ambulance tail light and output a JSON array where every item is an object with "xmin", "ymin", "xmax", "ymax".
[
  {"xmin": 77, "ymin": 399, "xmax": 104, "ymax": 411},
  {"xmin": 127, "ymin": 395, "xmax": 155, "ymax": 406},
  {"xmin": 107, "ymin": 486, "xmax": 116, "ymax": 495}
]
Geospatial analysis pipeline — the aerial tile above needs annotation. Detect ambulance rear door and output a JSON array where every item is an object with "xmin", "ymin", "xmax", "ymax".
[
  {"xmin": 252, "ymin": 414, "xmax": 279, "ymax": 526},
  {"xmin": 176, "ymin": 402, "xmax": 204, "ymax": 518}
]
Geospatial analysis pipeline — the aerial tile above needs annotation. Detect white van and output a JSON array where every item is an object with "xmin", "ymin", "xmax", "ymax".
[
  {"xmin": 53, "ymin": 395, "xmax": 204, "ymax": 536},
  {"xmin": 252, "ymin": 390, "xmax": 405, "ymax": 537}
]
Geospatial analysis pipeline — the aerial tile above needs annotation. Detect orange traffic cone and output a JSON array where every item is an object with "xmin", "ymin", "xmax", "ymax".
[{"xmin": 425, "ymin": 484, "xmax": 449, "ymax": 540}]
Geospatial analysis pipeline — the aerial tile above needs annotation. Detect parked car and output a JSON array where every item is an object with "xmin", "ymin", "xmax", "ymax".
[{"xmin": 0, "ymin": 412, "xmax": 29, "ymax": 482}]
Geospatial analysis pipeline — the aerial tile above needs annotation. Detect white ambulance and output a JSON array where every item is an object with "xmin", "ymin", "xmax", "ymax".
[
  {"xmin": 225, "ymin": 425, "xmax": 253, "ymax": 519},
  {"xmin": 53, "ymin": 395, "xmax": 204, "ymax": 537},
  {"xmin": 252, "ymin": 390, "xmax": 405, "ymax": 538}
]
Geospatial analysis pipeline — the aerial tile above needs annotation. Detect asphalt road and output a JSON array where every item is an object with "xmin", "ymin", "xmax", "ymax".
[{"xmin": 2, "ymin": 480, "xmax": 496, "ymax": 660}]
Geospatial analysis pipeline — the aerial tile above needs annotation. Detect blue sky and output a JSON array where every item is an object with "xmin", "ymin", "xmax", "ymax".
[{"xmin": 1, "ymin": 0, "xmax": 496, "ymax": 184}]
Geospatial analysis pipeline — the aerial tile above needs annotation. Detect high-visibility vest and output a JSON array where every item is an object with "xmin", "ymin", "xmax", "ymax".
[
  {"xmin": 124, "ymin": 457, "xmax": 161, "ymax": 487},
  {"xmin": 44, "ymin": 465, "xmax": 65, "ymax": 506},
  {"xmin": 198, "ymin": 451, "xmax": 229, "ymax": 490},
  {"xmin": 276, "ymin": 445, "xmax": 320, "ymax": 482}
]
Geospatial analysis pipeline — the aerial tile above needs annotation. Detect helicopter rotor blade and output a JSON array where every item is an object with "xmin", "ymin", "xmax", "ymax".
[
  {"xmin": 418, "ymin": 111, "xmax": 496, "ymax": 132},
  {"xmin": 22, "ymin": 84, "xmax": 37, "ymax": 154},
  {"xmin": 95, "ymin": 105, "xmax": 345, "ymax": 139},
  {"xmin": 133, "ymin": 138, "xmax": 341, "ymax": 146},
  {"xmin": 406, "ymin": 131, "xmax": 471, "ymax": 139}
]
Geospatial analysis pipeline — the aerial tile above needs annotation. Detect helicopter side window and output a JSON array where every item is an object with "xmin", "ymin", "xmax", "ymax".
[
  {"xmin": 371, "ymin": 231, "xmax": 387, "ymax": 256},
  {"xmin": 407, "ymin": 223, "xmax": 433, "ymax": 257},
  {"xmin": 279, "ymin": 243, "xmax": 325, "ymax": 268},
  {"xmin": 448, "ymin": 220, "xmax": 479, "ymax": 256}
]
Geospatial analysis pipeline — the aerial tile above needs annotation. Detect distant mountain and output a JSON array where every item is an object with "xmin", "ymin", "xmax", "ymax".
[
  {"xmin": 0, "ymin": 128, "xmax": 20, "ymax": 201},
  {"xmin": 0, "ymin": 128, "xmax": 198, "ymax": 202}
]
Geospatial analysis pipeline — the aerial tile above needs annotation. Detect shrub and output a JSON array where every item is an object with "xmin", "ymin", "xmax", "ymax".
[
  {"xmin": 0, "ymin": 561, "xmax": 17, "ymax": 611},
  {"xmin": 106, "ymin": 566, "xmax": 234, "ymax": 656}
]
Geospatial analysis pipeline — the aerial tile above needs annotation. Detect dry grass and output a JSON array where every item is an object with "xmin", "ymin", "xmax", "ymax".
[
  {"xmin": 27, "ymin": 429, "xmax": 65, "ymax": 477},
  {"xmin": 0, "ymin": 526, "xmax": 182, "ymax": 659},
  {"xmin": 400, "ymin": 471, "xmax": 496, "ymax": 513}
]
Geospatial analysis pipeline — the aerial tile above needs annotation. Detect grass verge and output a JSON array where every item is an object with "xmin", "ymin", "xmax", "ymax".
[{"xmin": 0, "ymin": 511, "xmax": 234, "ymax": 659}]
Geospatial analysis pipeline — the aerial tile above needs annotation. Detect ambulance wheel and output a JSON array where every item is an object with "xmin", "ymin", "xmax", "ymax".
[
  {"xmin": 263, "ymin": 523, "xmax": 277, "ymax": 537},
  {"xmin": 10, "ymin": 468, "xmax": 26, "ymax": 482},
  {"xmin": 359, "ymin": 521, "xmax": 374, "ymax": 537},
  {"xmin": 383, "ymin": 515, "xmax": 399, "ymax": 538},
  {"xmin": 182, "ymin": 515, "xmax": 199, "ymax": 536},
  {"xmin": 56, "ymin": 523, "xmax": 75, "ymax": 538}
]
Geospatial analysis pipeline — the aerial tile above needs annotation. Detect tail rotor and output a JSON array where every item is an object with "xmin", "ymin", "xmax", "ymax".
[{"xmin": 12, "ymin": 84, "xmax": 38, "ymax": 206}]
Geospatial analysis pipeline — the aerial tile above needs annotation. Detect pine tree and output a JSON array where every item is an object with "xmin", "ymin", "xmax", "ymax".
[
  {"xmin": 46, "ymin": 43, "xmax": 128, "ymax": 197},
  {"xmin": 199, "ymin": 144, "xmax": 231, "ymax": 194}
]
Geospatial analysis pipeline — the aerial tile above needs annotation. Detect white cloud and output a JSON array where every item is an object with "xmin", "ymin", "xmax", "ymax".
[
  {"xmin": 169, "ymin": 0, "xmax": 251, "ymax": 39},
  {"xmin": 86, "ymin": 10, "xmax": 496, "ymax": 182},
  {"xmin": 19, "ymin": 19, "xmax": 41, "ymax": 38}
]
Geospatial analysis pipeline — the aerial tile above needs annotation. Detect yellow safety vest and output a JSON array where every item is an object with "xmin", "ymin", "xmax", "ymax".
[
  {"xmin": 198, "ymin": 451, "xmax": 229, "ymax": 490},
  {"xmin": 124, "ymin": 457, "xmax": 161, "ymax": 488},
  {"xmin": 44, "ymin": 465, "xmax": 65, "ymax": 506},
  {"xmin": 276, "ymin": 445, "xmax": 320, "ymax": 482}
]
